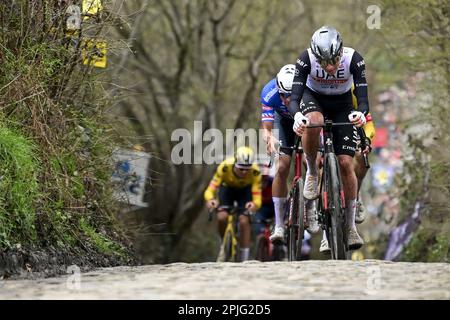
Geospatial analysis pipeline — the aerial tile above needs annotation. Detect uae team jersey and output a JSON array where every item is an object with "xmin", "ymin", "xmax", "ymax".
[{"xmin": 289, "ymin": 46, "xmax": 370, "ymax": 116}]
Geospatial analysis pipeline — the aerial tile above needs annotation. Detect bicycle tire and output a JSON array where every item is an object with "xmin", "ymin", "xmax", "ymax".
[
  {"xmin": 294, "ymin": 179, "xmax": 305, "ymax": 261},
  {"xmin": 326, "ymin": 154, "xmax": 347, "ymax": 260},
  {"xmin": 287, "ymin": 182, "xmax": 300, "ymax": 261},
  {"xmin": 223, "ymin": 231, "xmax": 235, "ymax": 262},
  {"xmin": 255, "ymin": 236, "xmax": 270, "ymax": 262},
  {"xmin": 272, "ymin": 243, "xmax": 284, "ymax": 261}
]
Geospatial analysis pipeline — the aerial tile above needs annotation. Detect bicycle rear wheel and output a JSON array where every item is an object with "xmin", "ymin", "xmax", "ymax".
[
  {"xmin": 287, "ymin": 180, "xmax": 304, "ymax": 261},
  {"xmin": 295, "ymin": 179, "xmax": 305, "ymax": 261},
  {"xmin": 255, "ymin": 236, "xmax": 270, "ymax": 262},
  {"xmin": 325, "ymin": 154, "xmax": 347, "ymax": 260},
  {"xmin": 272, "ymin": 243, "xmax": 285, "ymax": 261}
]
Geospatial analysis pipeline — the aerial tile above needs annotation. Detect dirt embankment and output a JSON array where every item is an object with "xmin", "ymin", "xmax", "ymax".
[{"xmin": 0, "ymin": 246, "xmax": 138, "ymax": 280}]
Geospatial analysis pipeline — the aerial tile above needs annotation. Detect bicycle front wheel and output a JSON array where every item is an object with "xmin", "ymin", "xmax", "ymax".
[
  {"xmin": 326, "ymin": 154, "xmax": 347, "ymax": 260},
  {"xmin": 223, "ymin": 231, "xmax": 236, "ymax": 262},
  {"xmin": 255, "ymin": 236, "xmax": 270, "ymax": 262}
]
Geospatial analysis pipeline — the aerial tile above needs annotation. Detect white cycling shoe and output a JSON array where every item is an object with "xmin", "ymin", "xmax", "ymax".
[
  {"xmin": 347, "ymin": 227, "xmax": 364, "ymax": 250},
  {"xmin": 270, "ymin": 225, "xmax": 285, "ymax": 243},
  {"xmin": 303, "ymin": 172, "xmax": 319, "ymax": 200},
  {"xmin": 319, "ymin": 237, "xmax": 331, "ymax": 253}
]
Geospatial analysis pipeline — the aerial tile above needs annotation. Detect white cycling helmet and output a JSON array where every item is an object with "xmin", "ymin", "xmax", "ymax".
[{"xmin": 276, "ymin": 64, "xmax": 296, "ymax": 94}]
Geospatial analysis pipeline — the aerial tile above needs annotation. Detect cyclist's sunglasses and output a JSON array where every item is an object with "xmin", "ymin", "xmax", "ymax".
[
  {"xmin": 236, "ymin": 165, "xmax": 251, "ymax": 172},
  {"xmin": 318, "ymin": 55, "xmax": 341, "ymax": 68}
]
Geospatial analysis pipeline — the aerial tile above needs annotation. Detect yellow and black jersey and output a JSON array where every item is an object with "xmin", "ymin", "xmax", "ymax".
[
  {"xmin": 204, "ymin": 157, "xmax": 262, "ymax": 208},
  {"xmin": 352, "ymin": 85, "xmax": 376, "ymax": 141}
]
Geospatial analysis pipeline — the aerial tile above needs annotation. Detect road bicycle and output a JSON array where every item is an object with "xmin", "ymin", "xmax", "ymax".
[
  {"xmin": 209, "ymin": 204, "xmax": 250, "ymax": 262},
  {"xmin": 285, "ymin": 136, "xmax": 307, "ymax": 261},
  {"xmin": 270, "ymin": 136, "xmax": 306, "ymax": 261},
  {"xmin": 254, "ymin": 218, "xmax": 285, "ymax": 261}
]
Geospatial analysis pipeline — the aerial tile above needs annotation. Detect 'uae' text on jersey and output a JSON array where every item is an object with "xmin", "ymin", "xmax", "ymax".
[{"xmin": 306, "ymin": 47, "xmax": 354, "ymax": 95}]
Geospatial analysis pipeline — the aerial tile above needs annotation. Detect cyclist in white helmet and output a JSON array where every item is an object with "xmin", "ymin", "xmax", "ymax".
[
  {"xmin": 260, "ymin": 64, "xmax": 318, "ymax": 243},
  {"xmin": 288, "ymin": 26, "xmax": 371, "ymax": 250}
]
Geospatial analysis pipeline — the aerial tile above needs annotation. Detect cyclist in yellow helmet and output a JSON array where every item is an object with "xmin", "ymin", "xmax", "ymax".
[
  {"xmin": 204, "ymin": 146, "xmax": 262, "ymax": 262},
  {"xmin": 351, "ymin": 84, "xmax": 375, "ymax": 224}
]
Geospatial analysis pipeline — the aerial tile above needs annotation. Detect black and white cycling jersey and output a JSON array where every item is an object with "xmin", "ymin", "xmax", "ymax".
[{"xmin": 289, "ymin": 46, "xmax": 369, "ymax": 116}]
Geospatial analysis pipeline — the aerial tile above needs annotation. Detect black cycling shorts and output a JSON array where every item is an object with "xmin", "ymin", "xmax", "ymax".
[
  {"xmin": 300, "ymin": 87, "xmax": 357, "ymax": 157},
  {"xmin": 218, "ymin": 185, "xmax": 252, "ymax": 213},
  {"xmin": 274, "ymin": 112, "xmax": 296, "ymax": 156}
]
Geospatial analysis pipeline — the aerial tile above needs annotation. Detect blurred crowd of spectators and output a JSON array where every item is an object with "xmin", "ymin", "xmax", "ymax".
[{"xmin": 359, "ymin": 75, "xmax": 423, "ymax": 257}]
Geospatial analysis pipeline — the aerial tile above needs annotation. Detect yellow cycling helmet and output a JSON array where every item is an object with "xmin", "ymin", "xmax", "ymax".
[{"xmin": 235, "ymin": 146, "xmax": 254, "ymax": 169}]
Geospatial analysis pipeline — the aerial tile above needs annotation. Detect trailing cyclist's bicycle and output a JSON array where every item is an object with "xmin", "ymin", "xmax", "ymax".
[
  {"xmin": 254, "ymin": 218, "xmax": 284, "ymax": 262},
  {"xmin": 272, "ymin": 137, "xmax": 306, "ymax": 261},
  {"xmin": 209, "ymin": 204, "xmax": 250, "ymax": 262}
]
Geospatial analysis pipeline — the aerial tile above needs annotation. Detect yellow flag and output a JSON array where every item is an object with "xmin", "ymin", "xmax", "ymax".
[{"xmin": 82, "ymin": 39, "xmax": 107, "ymax": 68}]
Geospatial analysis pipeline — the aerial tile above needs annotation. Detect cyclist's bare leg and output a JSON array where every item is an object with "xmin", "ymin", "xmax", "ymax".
[
  {"xmin": 238, "ymin": 214, "xmax": 251, "ymax": 261},
  {"xmin": 238, "ymin": 214, "xmax": 251, "ymax": 247},
  {"xmin": 354, "ymin": 151, "xmax": 368, "ymax": 197},
  {"xmin": 217, "ymin": 210, "xmax": 228, "ymax": 238},
  {"xmin": 272, "ymin": 154, "xmax": 291, "ymax": 198},
  {"xmin": 301, "ymin": 153, "xmax": 321, "ymax": 171},
  {"xmin": 338, "ymin": 154, "xmax": 363, "ymax": 248},
  {"xmin": 353, "ymin": 151, "xmax": 368, "ymax": 223},
  {"xmin": 272, "ymin": 154, "xmax": 291, "ymax": 228},
  {"xmin": 302, "ymin": 111, "xmax": 323, "ymax": 200},
  {"xmin": 302, "ymin": 112, "xmax": 323, "ymax": 169},
  {"xmin": 337, "ymin": 155, "xmax": 357, "ymax": 212}
]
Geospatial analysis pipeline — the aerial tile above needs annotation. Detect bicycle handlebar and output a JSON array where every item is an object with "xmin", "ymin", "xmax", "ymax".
[
  {"xmin": 208, "ymin": 205, "xmax": 251, "ymax": 221},
  {"xmin": 306, "ymin": 121, "xmax": 355, "ymax": 128}
]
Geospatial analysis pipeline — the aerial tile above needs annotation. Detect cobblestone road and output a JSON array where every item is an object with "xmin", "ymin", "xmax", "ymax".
[{"xmin": 1, "ymin": 260, "xmax": 449, "ymax": 299}]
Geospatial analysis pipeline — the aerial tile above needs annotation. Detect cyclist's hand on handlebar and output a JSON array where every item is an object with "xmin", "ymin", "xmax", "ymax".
[
  {"xmin": 293, "ymin": 112, "xmax": 309, "ymax": 136},
  {"xmin": 245, "ymin": 201, "xmax": 257, "ymax": 213},
  {"xmin": 206, "ymin": 199, "xmax": 218, "ymax": 210},
  {"xmin": 348, "ymin": 111, "xmax": 366, "ymax": 128}
]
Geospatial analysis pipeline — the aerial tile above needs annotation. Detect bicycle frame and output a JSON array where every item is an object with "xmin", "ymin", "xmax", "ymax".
[
  {"xmin": 262, "ymin": 221, "xmax": 273, "ymax": 258},
  {"xmin": 320, "ymin": 121, "xmax": 347, "ymax": 211},
  {"xmin": 308, "ymin": 120, "xmax": 354, "ymax": 259},
  {"xmin": 290, "ymin": 137, "xmax": 306, "ymax": 229},
  {"xmin": 254, "ymin": 218, "xmax": 274, "ymax": 262},
  {"xmin": 222, "ymin": 214, "xmax": 238, "ymax": 261},
  {"xmin": 210, "ymin": 205, "xmax": 249, "ymax": 262},
  {"xmin": 281, "ymin": 136, "xmax": 307, "ymax": 261}
]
